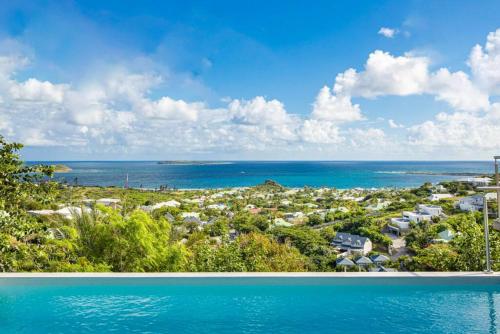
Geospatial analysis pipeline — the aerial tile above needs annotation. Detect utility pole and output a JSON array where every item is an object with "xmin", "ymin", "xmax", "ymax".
[
  {"xmin": 495, "ymin": 156, "xmax": 500, "ymax": 219},
  {"xmin": 483, "ymin": 194, "xmax": 492, "ymax": 273},
  {"xmin": 477, "ymin": 185, "xmax": 500, "ymax": 273}
]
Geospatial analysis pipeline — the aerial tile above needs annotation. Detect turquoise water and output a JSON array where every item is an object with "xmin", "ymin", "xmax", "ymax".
[
  {"xmin": 28, "ymin": 160, "xmax": 493, "ymax": 189},
  {"xmin": 0, "ymin": 277, "xmax": 499, "ymax": 333}
]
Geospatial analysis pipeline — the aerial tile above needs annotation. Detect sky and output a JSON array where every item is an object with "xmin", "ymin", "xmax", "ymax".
[{"xmin": 0, "ymin": 0, "xmax": 500, "ymax": 160}]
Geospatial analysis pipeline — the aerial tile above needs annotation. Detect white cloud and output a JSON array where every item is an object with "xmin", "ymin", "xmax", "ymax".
[
  {"xmin": 9, "ymin": 78, "xmax": 67, "ymax": 103},
  {"xmin": 228, "ymin": 96, "xmax": 293, "ymax": 126},
  {"xmin": 311, "ymin": 86, "xmax": 363, "ymax": 123},
  {"xmin": 469, "ymin": 28, "xmax": 500, "ymax": 94},
  {"xmin": 348, "ymin": 128, "xmax": 387, "ymax": 148},
  {"xmin": 408, "ymin": 103, "xmax": 500, "ymax": 150},
  {"xmin": 331, "ymin": 49, "xmax": 490, "ymax": 112},
  {"xmin": 334, "ymin": 51, "xmax": 430, "ymax": 97},
  {"xmin": 388, "ymin": 119, "xmax": 403, "ymax": 128},
  {"xmin": 428, "ymin": 68, "xmax": 489, "ymax": 112},
  {"xmin": 378, "ymin": 27, "xmax": 398, "ymax": 38},
  {"xmin": 141, "ymin": 97, "xmax": 202, "ymax": 121},
  {"xmin": 300, "ymin": 120, "xmax": 344, "ymax": 144}
]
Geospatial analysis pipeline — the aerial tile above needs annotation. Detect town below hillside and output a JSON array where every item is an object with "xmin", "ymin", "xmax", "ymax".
[
  {"xmin": 2, "ymin": 136, "xmax": 498, "ymax": 272},
  {"xmin": 19, "ymin": 176, "xmax": 500, "ymax": 272}
]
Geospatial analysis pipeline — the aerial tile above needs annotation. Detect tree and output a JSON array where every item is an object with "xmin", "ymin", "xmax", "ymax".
[
  {"xmin": 411, "ymin": 244, "xmax": 458, "ymax": 271},
  {"xmin": 74, "ymin": 207, "xmax": 188, "ymax": 272},
  {"xmin": 0, "ymin": 135, "xmax": 55, "ymax": 214},
  {"xmin": 188, "ymin": 233, "xmax": 309, "ymax": 272}
]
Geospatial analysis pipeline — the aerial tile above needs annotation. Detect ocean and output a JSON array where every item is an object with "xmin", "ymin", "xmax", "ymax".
[{"xmin": 27, "ymin": 160, "xmax": 494, "ymax": 189}]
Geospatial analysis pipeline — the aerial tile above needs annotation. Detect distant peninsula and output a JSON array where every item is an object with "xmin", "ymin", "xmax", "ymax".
[
  {"xmin": 52, "ymin": 164, "xmax": 72, "ymax": 173},
  {"xmin": 157, "ymin": 161, "xmax": 232, "ymax": 165}
]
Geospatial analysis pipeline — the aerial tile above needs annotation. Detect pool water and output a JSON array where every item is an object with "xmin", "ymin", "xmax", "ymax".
[{"xmin": 0, "ymin": 277, "xmax": 499, "ymax": 333}]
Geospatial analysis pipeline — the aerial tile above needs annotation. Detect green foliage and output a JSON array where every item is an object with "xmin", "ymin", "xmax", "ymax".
[
  {"xmin": 188, "ymin": 232, "xmax": 309, "ymax": 272},
  {"xmin": 74, "ymin": 207, "xmax": 188, "ymax": 272}
]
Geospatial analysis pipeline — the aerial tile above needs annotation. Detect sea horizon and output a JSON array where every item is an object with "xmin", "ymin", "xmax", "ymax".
[{"xmin": 28, "ymin": 160, "xmax": 495, "ymax": 190}]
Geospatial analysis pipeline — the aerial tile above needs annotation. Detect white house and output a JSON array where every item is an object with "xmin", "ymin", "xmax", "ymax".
[
  {"xmin": 206, "ymin": 203, "xmax": 228, "ymax": 210},
  {"xmin": 331, "ymin": 232, "xmax": 372, "ymax": 255},
  {"xmin": 389, "ymin": 217, "xmax": 411, "ymax": 234},
  {"xmin": 457, "ymin": 177, "xmax": 492, "ymax": 187},
  {"xmin": 284, "ymin": 211, "xmax": 305, "ymax": 222},
  {"xmin": 428, "ymin": 194, "xmax": 453, "ymax": 201},
  {"xmin": 141, "ymin": 200, "xmax": 181, "ymax": 212},
  {"xmin": 458, "ymin": 195, "xmax": 484, "ymax": 212},
  {"xmin": 402, "ymin": 211, "xmax": 432, "ymax": 223},
  {"xmin": 417, "ymin": 204, "xmax": 443, "ymax": 217}
]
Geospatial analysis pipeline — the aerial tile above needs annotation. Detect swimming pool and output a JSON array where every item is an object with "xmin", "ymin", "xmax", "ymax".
[{"xmin": 1, "ymin": 273, "xmax": 499, "ymax": 333}]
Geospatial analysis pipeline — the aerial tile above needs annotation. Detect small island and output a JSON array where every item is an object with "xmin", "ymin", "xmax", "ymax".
[
  {"xmin": 157, "ymin": 160, "xmax": 232, "ymax": 165},
  {"xmin": 52, "ymin": 164, "xmax": 72, "ymax": 173}
]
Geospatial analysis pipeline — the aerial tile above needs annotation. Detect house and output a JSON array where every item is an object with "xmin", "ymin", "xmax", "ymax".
[
  {"xmin": 428, "ymin": 194, "xmax": 453, "ymax": 201},
  {"xmin": 458, "ymin": 195, "xmax": 484, "ymax": 212},
  {"xmin": 402, "ymin": 211, "xmax": 432, "ymax": 223},
  {"xmin": 284, "ymin": 212, "xmax": 305, "ymax": 222},
  {"xmin": 355, "ymin": 256, "xmax": 373, "ymax": 267},
  {"xmin": 457, "ymin": 177, "xmax": 492, "ymax": 187},
  {"xmin": 417, "ymin": 204, "xmax": 443, "ymax": 217},
  {"xmin": 458, "ymin": 193, "xmax": 496, "ymax": 212},
  {"xmin": 206, "ymin": 203, "xmax": 228, "ymax": 210},
  {"xmin": 331, "ymin": 232, "xmax": 373, "ymax": 255},
  {"xmin": 388, "ymin": 217, "xmax": 411, "ymax": 235},
  {"xmin": 366, "ymin": 200, "xmax": 391, "ymax": 211},
  {"xmin": 181, "ymin": 212, "xmax": 202, "ymax": 224},
  {"xmin": 336, "ymin": 257, "xmax": 355, "ymax": 271},
  {"xmin": 370, "ymin": 254, "xmax": 390, "ymax": 265},
  {"xmin": 141, "ymin": 200, "xmax": 181, "ymax": 212}
]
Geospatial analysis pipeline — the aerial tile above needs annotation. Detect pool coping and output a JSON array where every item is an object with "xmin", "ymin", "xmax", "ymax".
[{"xmin": 0, "ymin": 272, "xmax": 498, "ymax": 278}]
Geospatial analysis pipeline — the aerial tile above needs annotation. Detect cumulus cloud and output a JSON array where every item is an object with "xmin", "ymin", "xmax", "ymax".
[
  {"xmin": 2, "ymin": 27, "xmax": 500, "ymax": 159},
  {"xmin": 9, "ymin": 78, "xmax": 67, "ymax": 103},
  {"xmin": 333, "ymin": 51, "xmax": 430, "ymax": 97},
  {"xmin": 229, "ymin": 96, "xmax": 293, "ymax": 126},
  {"xmin": 378, "ymin": 27, "xmax": 398, "ymax": 38},
  {"xmin": 408, "ymin": 104, "xmax": 500, "ymax": 150},
  {"xmin": 300, "ymin": 120, "xmax": 344, "ymax": 144},
  {"xmin": 330, "ymin": 49, "xmax": 489, "ymax": 112},
  {"xmin": 469, "ymin": 28, "xmax": 500, "ymax": 94},
  {"xmin": 311, "ymin": 86, "xmax": 363, "ymax": 123},
  {"xmin": 388, "ymin": 119, "xmax": 403, "ymax": 128}
]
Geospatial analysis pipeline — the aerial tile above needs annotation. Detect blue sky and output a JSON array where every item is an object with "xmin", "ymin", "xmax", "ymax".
[{"xmin": 1, "ymin": 0, "xmax": 500, "ymax": 160}]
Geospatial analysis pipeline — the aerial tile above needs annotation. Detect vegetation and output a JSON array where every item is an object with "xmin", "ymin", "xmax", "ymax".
[{"xmin": 1, "ymin": 134, "xmax": 499, "ymax": 272}]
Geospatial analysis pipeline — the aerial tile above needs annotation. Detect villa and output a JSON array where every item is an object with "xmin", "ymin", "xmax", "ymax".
[
  {"xmin": 458, "ymin": 195, "xmax": 484, "ymax": 212},
  {"xmin": 284, "ymin": 212, "xmax": 305, "ymax": 222},
  {"xmin": 331, "ymin": 232, "xmax": 373, "ymax": 255},
  {"xmin": 389, "ymin": 204, "xmax": 442, "ymax": 235},
  {"xmin": 206, "ymin": 203, "xmax": 228, "ymax": 210},
  {"xmin": 458, "ymin": 193, "xmax": 497, "ymax": 212},
  {"xmin": 140, "ymin": 200, "xmax": 181, "ymax": 212},
  {"xmin": 457, "ymin": 177, "xmax": 492, "ymax": 187}
]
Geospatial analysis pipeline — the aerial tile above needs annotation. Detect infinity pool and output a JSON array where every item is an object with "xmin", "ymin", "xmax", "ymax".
[{"xmin": 0, "ymin": 275, "xmax": 499, "ymax": 333}]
